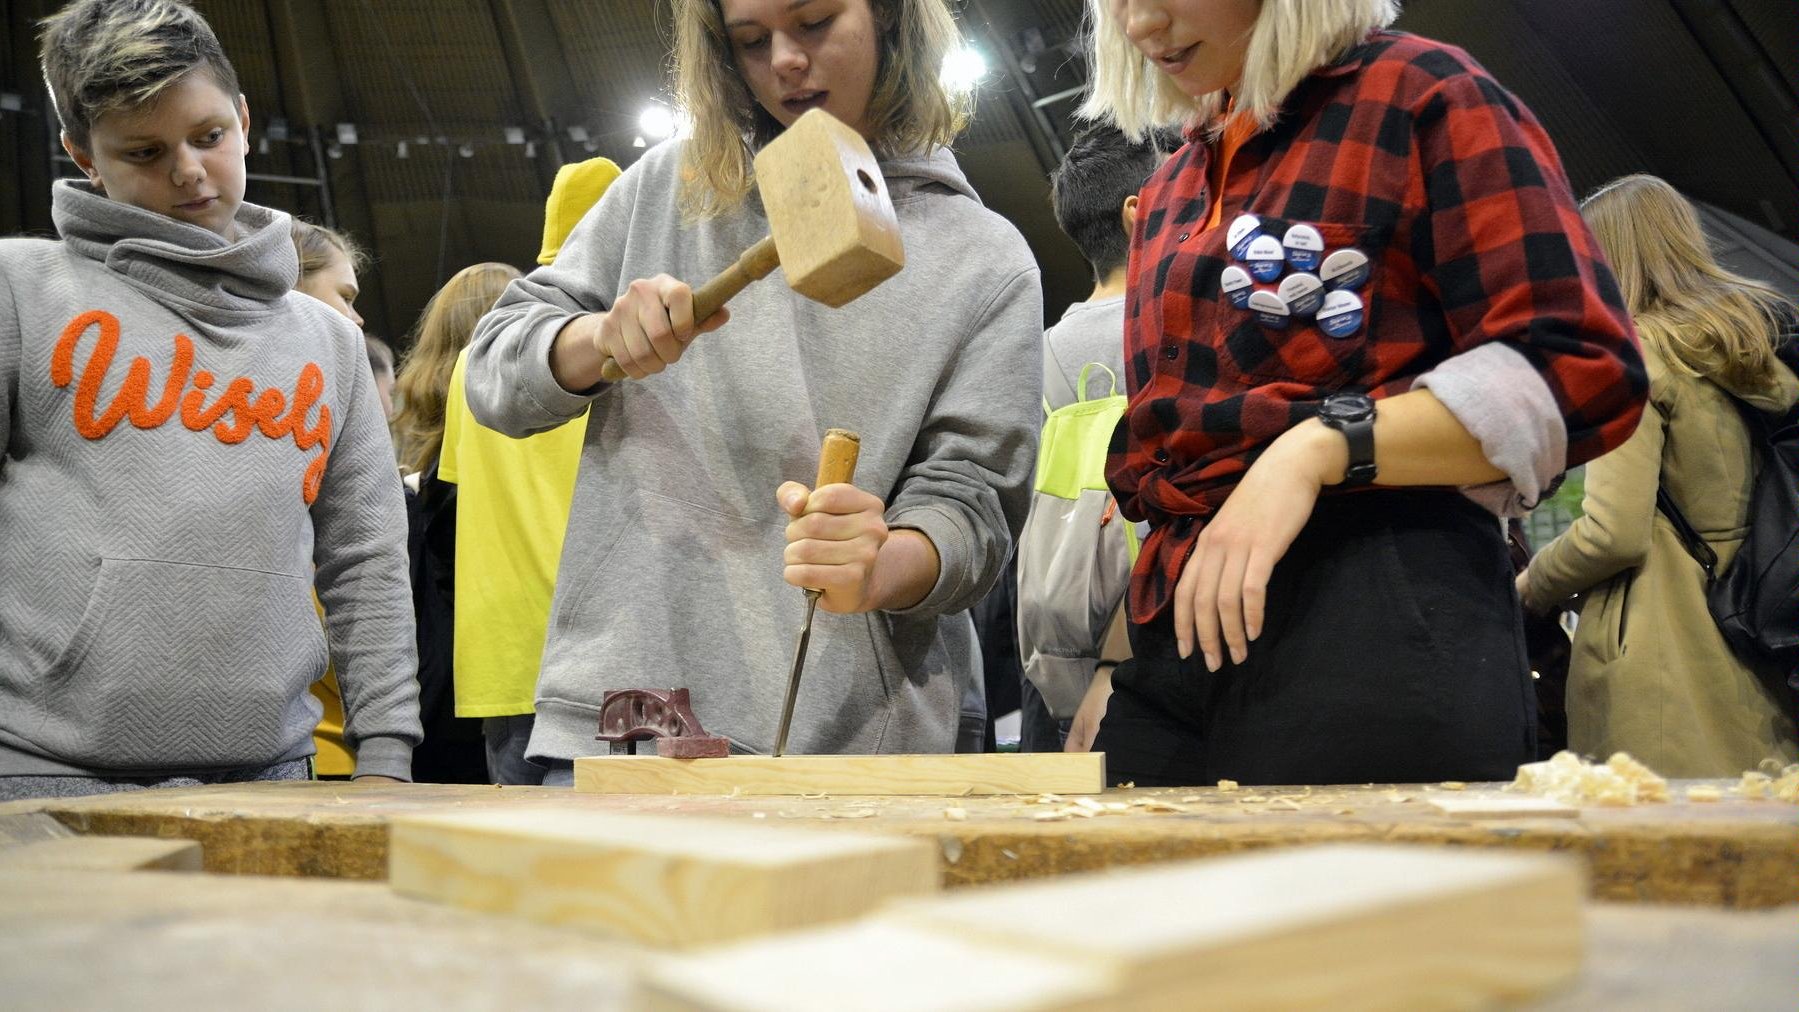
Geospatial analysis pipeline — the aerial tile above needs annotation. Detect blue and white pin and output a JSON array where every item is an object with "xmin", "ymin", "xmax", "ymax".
[
  {"xmin": 1220, "ymin": 265, "xmax": 1255, "ymax": 308},
  {"xmin": 1277, "ymin": 272, "xmax": 1325, "ymax": 319},
  {"xmin": 1247, "ymin": 290, "xmax": 1291, "ymax": 331},
  {"xmin": 1320, "ymin": 248, "xmax": 1371, "ymax": 292},
  {"xmin": 1227, "ymin": 214, "xmax": 1264, "ymax": 261},
  {"xmin": 1316, "ymin": 290, "xmax": 1366, "ymax": 339},
  {"xmin": 1282, "ymin": 223, "xmax": 1325, "ymax": 273},
  {"xmin": 1244, "ymin": 235, "xmax": 1286, "ymax": 282}
]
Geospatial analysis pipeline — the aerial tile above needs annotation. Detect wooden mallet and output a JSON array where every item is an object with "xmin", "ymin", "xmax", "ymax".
[{"xmin": 599, "ymin": 108, "xmax": 905, "ymax": 381}]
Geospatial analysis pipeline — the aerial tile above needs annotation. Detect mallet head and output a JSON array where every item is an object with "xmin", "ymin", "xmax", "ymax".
[{"xmin": 753, "ymin": 108, "xmax": 905, "ymax": 307}]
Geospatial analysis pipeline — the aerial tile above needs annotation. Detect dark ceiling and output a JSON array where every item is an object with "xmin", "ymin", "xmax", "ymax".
[{"xmin": 2, "ymin": 0, "xmax": 1793, "ymax": 344}]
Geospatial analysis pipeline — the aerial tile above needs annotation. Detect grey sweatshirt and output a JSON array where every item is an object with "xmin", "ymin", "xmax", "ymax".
[
  {"xmin": 0, "ymin": 180, "xmax": 420, "ymax": 779},
  {"xmin": 466, "ymin": 139, "xmax": 1042, "ymax": 760},
  {"xmin": 1043, "ymin": 296, "xmax": 1127, "ymax": 411}
]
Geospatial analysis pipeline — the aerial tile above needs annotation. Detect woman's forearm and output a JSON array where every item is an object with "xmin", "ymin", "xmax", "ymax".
[{"xmin": 1288, "ymin": 388, "xmax": 1509, "ymax": 488}]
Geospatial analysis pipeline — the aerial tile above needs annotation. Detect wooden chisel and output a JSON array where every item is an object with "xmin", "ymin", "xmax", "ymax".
[{"xmin": 772, "ymin": 428, "xmax": 861, "ymax": 757}]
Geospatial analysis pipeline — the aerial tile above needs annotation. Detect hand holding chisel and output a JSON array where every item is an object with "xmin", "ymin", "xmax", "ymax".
[{"xmin": 773, "ymin": 429, "xmax": 861, "ymax": 757}]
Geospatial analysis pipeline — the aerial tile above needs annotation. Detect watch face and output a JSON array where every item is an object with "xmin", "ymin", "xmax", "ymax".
[{"xmin": 1320, "ymin": 394, "xmax": 1374, "ymax": 424}]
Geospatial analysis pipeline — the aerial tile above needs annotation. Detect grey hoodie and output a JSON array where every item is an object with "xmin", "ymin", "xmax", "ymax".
[
  {"xmin": 466, "ymin": 139, "xmax": 1042, "ymax": 761},
  {"xmin": 0, "ymin": 180, "xmax": 420, "ymax": 779}
]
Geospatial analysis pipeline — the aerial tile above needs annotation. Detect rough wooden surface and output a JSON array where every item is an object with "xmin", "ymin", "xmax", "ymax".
[
  {"xmin": 0, "ymin": 868, "xmax": 1791, "ymax": 1010},
  {"xmin": 388, "ymin": 808, "xmax": 936, "ymax": 946},
  {"xmin": 3, "ymin": 779, "xmax": 1794, "ymax": 907},
  {"xmin": 574, "ymin": 752, "xmax": 1106, "ymax": 796}
]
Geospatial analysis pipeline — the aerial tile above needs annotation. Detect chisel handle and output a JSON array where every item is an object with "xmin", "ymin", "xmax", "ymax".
[
  {"xmin": 803, "ymin": 429, "xmax": 861, "ymax": 601},
  {"xmin": 599, "ymin": 235, "xmax": 780, "ymax": 382},
  {"xmin": 814, "ymin": 428, "xmax": 861, "ymax": 491}
]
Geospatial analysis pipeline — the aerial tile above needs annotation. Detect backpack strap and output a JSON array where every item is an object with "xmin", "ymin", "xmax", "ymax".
[
  {"xmin": 1076, "ymin": 362, "xmax": 1119, "ymax": 403},
  {"xmin": 1655, "ymin": 487, "xmax": 1718, "ymax": 587}
]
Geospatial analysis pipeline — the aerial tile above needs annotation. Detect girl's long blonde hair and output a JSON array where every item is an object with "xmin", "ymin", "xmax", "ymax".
[
  {"xmin": 1581, "ymin": 174, "xmax": 1787, "ymax": 391},
  {"xmin": 392, "ymin": 262, "xmax": 521, "ymax": 474},
  {"xmin": 1079, "ymin": 0, "xmax": 1398, "ymax": 140},
  {"xmin": 670, "ymin": 0, "xmax": 970, "ymax": 219}
]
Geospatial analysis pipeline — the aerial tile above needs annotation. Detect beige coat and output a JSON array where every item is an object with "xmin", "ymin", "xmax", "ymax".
[{"xmin": 1524, "ymin": 340, "xmax": 1799, "ymax": 776}]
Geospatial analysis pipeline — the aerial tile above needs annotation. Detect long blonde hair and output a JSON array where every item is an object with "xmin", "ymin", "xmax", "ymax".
[
  {"xmin": 392, "ymin": 262, "xmax": 521, "ymax": 474},
  {"xmin": 1079, "ymin": 0, "xmax": 1398, "ymax": 140},
  {"xmin": 290, "ymin": 220, "xmax": 367, "ymax": 284},
  {"xmin": 1581, "ymin": 174, "xmax": 1787, "ymax": 391},
  {"xmin": 670, "ymin": 0, "xmax": 969, "ymax": 218}
]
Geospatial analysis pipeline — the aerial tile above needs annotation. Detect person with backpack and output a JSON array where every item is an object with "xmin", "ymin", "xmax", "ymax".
[
  {"xmin": 1519, "ymin": 175, "xmax": 1799, "ymax": 776},
  {"xmin": 1016, "ymin": 125, "xmax": 1170, "ymax": 753}
]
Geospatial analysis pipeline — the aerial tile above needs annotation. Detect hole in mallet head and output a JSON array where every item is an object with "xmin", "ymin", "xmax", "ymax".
[{"xmin": 856, "ymin": 168, "xmax": 877, "ymax": 193}]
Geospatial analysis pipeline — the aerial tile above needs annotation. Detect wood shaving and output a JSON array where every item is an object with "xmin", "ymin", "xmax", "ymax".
[
  {"xmin": 1509, "ymin": 750, "xmax": 1668, "ymax": 806},
  {"xmin": 943, "ymin": 806, "xmax": 968, "ymax": 821},
  {"xmin": 1118, "ymin": 781, "xmax": 1136, "ymax": 789},
  {"xmin": 1001, "ymin": 849, "xmax": 1018, "ymax": 860},
  {"xmin": 1685, "ymin": 785, "xmax": 1722, "ymax": 803},
  {"xmin": 1237, "ymin": 795, "xmax": 1269, "ymax": 804},
  {"xmin": 801, "ymin": 792, "xmax": 829, "ymax": 800},
  {"xmin": 1772, "ymin": 764, "xmax": 1799, "ymax": 804},
  {"xmin": 1072, "ymin": 797, "xmax": 1107, "ymax": 813},
  {"xmin": 1736, "ymin": 772, "xmax": 1771, "ymax": 799},
  {"xmin": 1335, "ymin": 808, "xmax": 1356, "ymax": 816},
  {"xmin": 1268, "ymin": 798, "xmax": 1303, "ymax": 811},
  {"xmin": 751, "ymin": 812, "xmax": 766, "ymax": 819},
  {"xmin": 1032, "ymin": 810, "xmax": 1070, "ymax": 822},
  {"xmin": 1179, "ymin": 795, "xmax": 1203, "ymax": 803},
  {"xmin": 1438, "ymin": 781, "xmax": 1467, "ymax": 791},
  {"xmin": 1216, "ymin": 779, "xmax": 1240, "ymax": 793},
  {"xmin": 940, "ymin": 837, "xmax": 964, "ymax": 864},
  {"xmin": 1034, "ymin": 794, "xmax": 1065, "ymax": 805},
  {"xmin": 1132, "ymin": 800, "xmax": 1191, "ymax": 813},
  {"xmin": 1103, "ymin": 802, "xmax": 1129, "ymax": 813}
]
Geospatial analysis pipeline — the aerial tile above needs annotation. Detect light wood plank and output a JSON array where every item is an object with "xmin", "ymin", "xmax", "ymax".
[
  {"xmin": 388, "ymin": 808, "xmax": 937, "ymax": 948},
  {"xmin": 650, "ymin": 845, "xmax": 1585, "ymax": 1010},
  {"xmin": 0, "ymin": 836, "xmax": 201, "ymax": 872},
  {"xmin": 1428, "ymin": 795, "xmax": 1580, "ymax": 819},
  {"xmin": 640, "ymin": 920, "xmax": 1117, "ymax": 1012},
  {"xmin": 573, "ymin": 752, "xmax": 1106, "ymax": 797}
]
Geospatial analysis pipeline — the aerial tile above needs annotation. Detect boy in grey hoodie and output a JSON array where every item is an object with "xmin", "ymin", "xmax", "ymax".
[
  {"xmin": 0, "ymin": 0, "xmax": 420, "ymax": 799},
  {"xmin": 465, "ymin": 0, "xmax": 1041, "ymax": 774}
]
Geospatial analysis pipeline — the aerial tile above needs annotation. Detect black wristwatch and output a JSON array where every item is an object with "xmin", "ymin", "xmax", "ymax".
[{"xmin": 1317, "ymin": 393, "xmax": 1377, "ymax": 486}]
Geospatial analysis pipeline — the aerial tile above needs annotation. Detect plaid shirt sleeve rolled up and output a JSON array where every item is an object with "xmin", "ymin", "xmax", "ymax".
[{"xmin": 1109, "ymin": 31, "xmax": 1646, "ymax": 624}]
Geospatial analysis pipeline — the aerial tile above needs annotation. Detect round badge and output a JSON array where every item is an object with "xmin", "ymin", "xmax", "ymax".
[
  {"xmin": 1316, "ymin": 290, "xmax": 1366, "ymax": 339},
  {"xmin": 1227, "ymin": 214, "xmax": 1264, "ymax": 261},
  {"xmin": 1220, "ymin": 265, "xmax": 1255, "ymax": 309},
  {"xmin": 1320, "ymin": 248, "xmax": 1372, "ymax": 291},
  {"xmin": 1282, "ymin": 224, "xmax": 1325, "ymax": 273},
  {"xmin": 1247, "ymin": 289, "xmax": 1291, "ymax": 331},
  {"xmin": 1277, "ymin": 272, "xmax": 1325, "ymax": 319},
  {"xmin": 1244, "ymin": 235, "xmax": 1286, "ymax": 282}
]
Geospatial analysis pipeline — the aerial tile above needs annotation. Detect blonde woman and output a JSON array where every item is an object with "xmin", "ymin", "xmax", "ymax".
[
  {"xmin": 392, "ymin": 262, "xmax": 521, "ymax": 476},
  {"xmin": 465, "ymin": 0, "xmax": 1041, "ymax": 776},
  {"xmin": 1081, "ymin": 0, "xmax": 1647, "ymax": 785},
  {"xmin": 1520, "ymin": 175, "xmax": 1799, "ymax": 775},
  {"xmin": 291, "ymin": 219, "xmax": 367, "ymax": 328}
]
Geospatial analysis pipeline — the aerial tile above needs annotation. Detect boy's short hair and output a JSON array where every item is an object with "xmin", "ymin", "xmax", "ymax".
[
  {"xmin": 364, "ymin": 334, "xmax": 396, "ymax": 381},
  {"xmin": 39, "ymin": 0, "xmax": 241, "ymax": 150},
  {"xmin": 1050, "ymin": 124, "xmax": 1174, "ymax": 281}
]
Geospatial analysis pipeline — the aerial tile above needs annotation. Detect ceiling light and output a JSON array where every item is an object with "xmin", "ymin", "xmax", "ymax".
[
  {"xmin": 940, "ymin": 45, "xmax": 987, "ymax": 95},
  {"xmin": 639, "ymin": 104, "xmax": 678, "ymax": 141}
]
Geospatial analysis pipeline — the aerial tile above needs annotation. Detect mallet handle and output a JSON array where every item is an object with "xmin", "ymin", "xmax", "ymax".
[{"xmin": 598, "ymin": 234, "xmax": 781, "ymax": 382}]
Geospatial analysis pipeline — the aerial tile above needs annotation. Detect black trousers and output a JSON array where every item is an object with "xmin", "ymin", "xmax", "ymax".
[{"xmin": 1093, "ymin": 490, "xmax": 1535, "ymax": 787}]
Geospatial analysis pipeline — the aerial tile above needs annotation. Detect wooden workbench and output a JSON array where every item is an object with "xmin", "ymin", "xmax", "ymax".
[
  {"xmin": 3, "ymin": 778, "xmax": 1793, "ymax": 907},
  {"xmin": 1, "ymin": 868, "xmax": 1791, "ymax": 1009}
]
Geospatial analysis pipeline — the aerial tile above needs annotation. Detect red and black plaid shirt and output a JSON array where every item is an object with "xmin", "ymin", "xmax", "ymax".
[{"xmin": 1110, "ymin": 31, "xmax": 1645, "ymax": 623}]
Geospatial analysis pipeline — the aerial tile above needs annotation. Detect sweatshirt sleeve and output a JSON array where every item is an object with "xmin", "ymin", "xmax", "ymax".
[
  {"xmin": 0, "ymin": 261, "xmax": 16, "ymax": 462},
  {"xmin": 1406, "ymin": 60, "xmax": 1646, "ymax": 505},
  {"xmin": 1523, "ymin": 350, "xmax": 1671, "ymax": 611},
  {"xmin": 464, "ymin": 164, "xmax": 641, "ymax": 438},
  {"xmin": 885, "ymin": 266, "xmax": 1043, "ymax": 618},
  {"xmin": 310, "ymin": 327, "xmax": 422, "ymax": 780}
]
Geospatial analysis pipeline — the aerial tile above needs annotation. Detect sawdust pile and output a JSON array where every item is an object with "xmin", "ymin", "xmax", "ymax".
[{"xmin": 1510, "ymin": 751, "xmax": 1799, "ymax": 806}]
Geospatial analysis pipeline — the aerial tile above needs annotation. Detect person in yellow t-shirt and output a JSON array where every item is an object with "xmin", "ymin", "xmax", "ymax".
[{"xmin": 438, "ymin": 156, "xmax": 619, "ymax": 783}]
